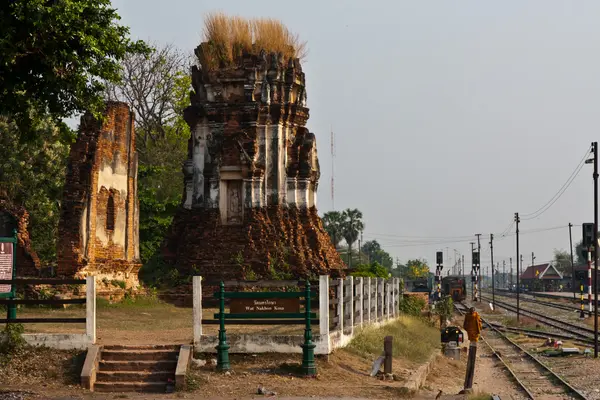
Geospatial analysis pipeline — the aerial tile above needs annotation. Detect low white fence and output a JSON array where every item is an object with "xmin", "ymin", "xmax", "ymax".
[{"xmin": 193, "ymin": 275, "xmax": 401, "ymax": 355}]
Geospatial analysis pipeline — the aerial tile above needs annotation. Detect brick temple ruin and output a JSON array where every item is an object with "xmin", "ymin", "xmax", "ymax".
[
  {"xmin": 0, "ymin": 198, "xmax": 40, "ymax": 277},
  {"xmin": 57, "ymin": 102, "xmax": 141, "ymax": 289},
  {"xmin": 163, "ymin": 46, "xmax": 345, "ymax": 280}
]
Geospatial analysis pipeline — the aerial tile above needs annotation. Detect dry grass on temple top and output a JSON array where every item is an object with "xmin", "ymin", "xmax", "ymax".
[{"xmin": 201, "ymin": 12, "xmax": 307, "ymax": 69}]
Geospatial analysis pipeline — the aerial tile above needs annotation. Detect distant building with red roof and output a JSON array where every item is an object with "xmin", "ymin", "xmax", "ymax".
[{"xmin": 520, "ymin": 263, "xmax": 563, "ymax": 291}]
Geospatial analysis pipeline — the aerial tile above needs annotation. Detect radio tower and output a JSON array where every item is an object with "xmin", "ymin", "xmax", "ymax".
[{"xmin": 330, "ymin": 126, "xmax": 335, "ymax": 210}]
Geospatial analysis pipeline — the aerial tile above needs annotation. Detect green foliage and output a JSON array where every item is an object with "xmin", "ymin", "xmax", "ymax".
[
  {"xmin": 399, "ymin": 259, "xmax": 430, "ymax": 280},
  {"xmin": 322, "ymin": 211, "xmax": 344, "ymax": 248},
  {"xmin": 110, "ymin": 280, "xmax": 126, "ymax": 290},
  {"xmin": 432, "ymin": 295, "xmax": 453, "ymax": 321},
  {"xmin": 0, "ymin": 115, "xmax": 72, "ymax": 261},
  {"xmin": 361, "ymin": 240, "xmax": 394, "ymax": 269},
  {"xmin": 350, "ymin": 262, "xmax": 390, "ymax": 278},
  {"xmin": 552, "ymin": 249, "xmax": 572, "ymax": 275},
  {"xmin": 0, "ymin": 323, "xmax": 26, "ymax": 363},
  {"xmin": 0, "ymin": 0, "xmax": 149, "ymax": 139},
  {"xmin": 398, "ymin": 295, "xmax": 427, "ymax": 317},
  {"xmin": 139, "ymin": 255, "xmax": 190, "ymax": 288}
]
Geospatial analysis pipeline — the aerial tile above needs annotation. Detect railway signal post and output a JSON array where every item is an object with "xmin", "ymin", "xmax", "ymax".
[
  {"xmin": 472, "ymin": 250, "xmax": 480, "ymax": 302},
  {"xmin": 490, "ymin": 233, "xmax": 495, "ymax": 309},
  {"xmin": 515, "ymin": 213, "xmax": 520, "ymax": 323},
  {"xmin": 583, "ymin": 223, "xmax": 594, "ymax": 317},
  {"xmin": 585, "ymin": 141, "xmax": 599, "ymax": 357}
]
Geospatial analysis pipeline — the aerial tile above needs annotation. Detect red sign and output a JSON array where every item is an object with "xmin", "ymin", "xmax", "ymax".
[{"xmin": 0, "ymin": 242, "xmax": 14, "ymax": 294}]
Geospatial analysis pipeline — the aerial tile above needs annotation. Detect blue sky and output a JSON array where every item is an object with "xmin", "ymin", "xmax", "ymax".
[{"xmin": 111, "ymin": 0, "xmax": 600, "ymax": 271}]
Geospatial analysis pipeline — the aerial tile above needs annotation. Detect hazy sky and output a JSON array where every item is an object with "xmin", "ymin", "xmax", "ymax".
[{"xmin": 111, "ymin": 0, "xmax": 600, "ymax": 272}]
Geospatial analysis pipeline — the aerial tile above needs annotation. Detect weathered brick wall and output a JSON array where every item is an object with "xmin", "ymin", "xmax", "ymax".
[
  {"xmin": 0, "ymin": 200, "xmax": 40, "ymax": 276},
  {"xmin": 163, "ymin": 49, "xmax": 345, "ymax": 280},
  {"xmin": 57, "ymin": 102, "xmax": 140, "ymax": 289}
]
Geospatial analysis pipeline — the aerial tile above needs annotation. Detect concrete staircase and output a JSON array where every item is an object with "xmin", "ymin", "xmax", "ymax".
[{"xmin": 94, "ymin": 345, "xmax": 179, "ymax": 392}]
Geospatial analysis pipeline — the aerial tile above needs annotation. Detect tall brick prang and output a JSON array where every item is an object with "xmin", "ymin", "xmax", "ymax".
[
  {"xmin": 57, "ymin": 102, "xmax": 140, "ymax": 288},
  {"xmin": 163, "ymin": 46, "xmax": 345, "ymax": 280}
]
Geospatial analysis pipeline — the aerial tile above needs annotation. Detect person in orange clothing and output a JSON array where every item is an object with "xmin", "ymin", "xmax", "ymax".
[
  {"xmin": 463, "ymin": 307, "xmax": 482, "ymax": 342},
  {"xmin": 462, "ymin": 307, "xmax": 482, "ymax": 392}
]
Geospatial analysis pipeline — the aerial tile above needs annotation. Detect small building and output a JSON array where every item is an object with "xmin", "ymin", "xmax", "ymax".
[{"xmin": 520, "ymin": 263, "xmax": 563, "ymax": 292}]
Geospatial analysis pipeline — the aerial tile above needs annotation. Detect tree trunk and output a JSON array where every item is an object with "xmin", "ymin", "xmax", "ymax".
[{"xmin": 348, "ymin": 244, "xmax": 352, "ymax": 268}]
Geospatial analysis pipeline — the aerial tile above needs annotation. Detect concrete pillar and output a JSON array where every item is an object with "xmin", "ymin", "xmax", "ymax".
[
  {"xmin": 357, "ymin": 277, "xmax": 364, "ymax": 326},
  {"xmin": 367, "ymin": 277, "xmax": 372, "ymax": 323},
  {"xmin": 319, "ymin": 275, "xmax": 330, "ymax": 338},
  {"xmin": 373, "ymin": 278, "xmax": 377, "ymax": 323},
  {"xmin": 386, "ymin": 279, "xmax": 391, "ymax": 320},
  {"xmin": 378, "ymin": 278, "xmax": 384, "ymax": 321},
  {"xmin": 348, "ymin": 276, "xmax": 354, "ymax": 334},
  {"xmin": 337, "ymin": 277, "xmax": 344, "ymax": 332},
  {"xmin": 193, "ymin": 276, "xmax": 202, "ymax": 345},
  {"xmin": 392, "ymin": 278, "xmax": 397, "ymax": 317},
  {"xmin": 86, "ymin": 276, "xmax": 96, "ymax": 343}
]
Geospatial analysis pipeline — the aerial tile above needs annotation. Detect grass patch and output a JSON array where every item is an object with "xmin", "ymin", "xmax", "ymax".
[
  {"xmin": 345, "ymin": 315, "xmax": 440, "ymax": 363},
  {"xmin": 96, "ymin": 294, "xmax": 163, "ymax": 309},
  {"xmin": 468, "ymin": 394, "xmax": 492, "ymax": 400}
]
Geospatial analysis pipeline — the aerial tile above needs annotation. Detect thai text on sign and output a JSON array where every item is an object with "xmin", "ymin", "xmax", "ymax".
[
  {"xmin": 0, "ymin": 242, "xmax": 14, "ymax": 294},
  {"xmin": 230, "ymin": 298, "xmax": 300, "ymax": 314}
]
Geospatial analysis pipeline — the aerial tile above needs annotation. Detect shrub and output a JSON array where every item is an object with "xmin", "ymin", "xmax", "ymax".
[
  {"xmin": 398, "ymin": 295, "xmax": 427, "ymax": 317},
  {"xmin": 0, "ymin": 323, "xmax": 26, "ymax": 364},
  {"xmin": 350, "ymin": 262, "xmax": 390, "ymax": 278}
]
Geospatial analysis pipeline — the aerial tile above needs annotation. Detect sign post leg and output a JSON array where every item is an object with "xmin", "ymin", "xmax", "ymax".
[
  {"xmin": 216, "ymin": 281, "xmax": 230, "ymax": 371},
  {"xmin": 301, "ymin": 280, "xmax": 316, "ymax": 376}
]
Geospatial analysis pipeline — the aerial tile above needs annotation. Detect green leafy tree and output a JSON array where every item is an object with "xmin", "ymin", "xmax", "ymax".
[
  {"xmin": 404, "ymin": 259, "xmax": 430, "ymax": 280},
  {"xmin": 0, "ymin": 114, "xmax": 72, "ymax": 261},
  {"xmin": 0, "ymin": 0, "xmax": 148, "ymax": 139},
  {"xmin": 349, "ymin": 262, "xmax": 390, "ymax": 279},
  {"xmin": 106, "ymin": 44, "xmax": 190, "ymax": 262},
  {"xmin": 342, "ymin": 208, "xmax": 364, "ymax": 268},
  {"xmin": 552, "ymin": 249, "xmax": 572, "ymax": 275},
  {"xmin": 322, "ymin": 211, "xmax": 344, "ymax": 249}
]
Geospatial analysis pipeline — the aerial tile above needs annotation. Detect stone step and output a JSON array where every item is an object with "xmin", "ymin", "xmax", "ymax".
[
  {"xmin": 101, "ymin": 349, "xmax": 178, "ymax": 362},
  {"xmin": 99, "ymin": 360, "xmax": 177, "ymax": 372},
  {"xmin": 97, "ymin": 371, "xmax": 174, "ymax": 383},
  {"xmin": 103, "ymin": 344, "xmax": 180, "ymax": 351},
  {"xmin": 94, "ymin": 381, "xmax": 170, "ymax": 393}
]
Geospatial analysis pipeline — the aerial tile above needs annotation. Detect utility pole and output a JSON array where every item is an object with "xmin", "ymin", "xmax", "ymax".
[
  {"xmin": 569, "ymin": 223, "xmax": 576, "ymax": 300},
  {"xmin": 515, "ymin": 213, "xmax": 520, "ymax": 322},
  {"xmin": 532, "ymin": 252, "xmax": 536, "ymax": 268},
  {"xmin": 503, "ymin": 260, "xmax": 506, "ymax": 289},
  {"xmin": 587, "ymin": 142, "xmax": 599, "ymax": 357},
  {"xmin": 510, "ymin": 257, "xmax": 513, "ymax": 287},
  {"xmin": 470, "ymin": 242, "xmax": 475, "ymax": 300},
  {"xmin": 462, "ymin": 254, "xmax": 465, "ymax": 278},
  {"xmin": 475, "ymin": 234, "xmax": 482, "ymax": 302},
  {"xmin": 490, "ymin": 234, "xmax": 495, "ymax": 308}
]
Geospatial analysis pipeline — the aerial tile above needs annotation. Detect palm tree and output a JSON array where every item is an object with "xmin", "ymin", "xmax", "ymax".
[
  {"xmin": 322, "ymin": 211, "xmax": 344, "ymax": 248},
  {"xmin": 342, "ymin": 208, "xmax": 364, "ymax": 268}
]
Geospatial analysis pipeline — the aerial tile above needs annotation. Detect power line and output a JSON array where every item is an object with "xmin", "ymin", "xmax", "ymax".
[{"xmin": 521, "ymin": 146, "xmax": 591, "ymax": 220}]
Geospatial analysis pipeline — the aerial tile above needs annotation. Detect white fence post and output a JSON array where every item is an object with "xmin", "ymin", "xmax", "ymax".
[
  {"xmin": 193, "ymin": 276, "xmax": 202, "ymax": 345},
  {"xmin": 367, "ymin": 277, "xmax": 372, "ymax": 323},
  {"xmin": 386, "ymin": 279, "xmax": 391, "ymax": 320},
  {"xmin": 379, "ymin": 278, "xmax": 384, "ymax": 321},
  {"xmin": 319, "ymin": 275, "xmax": 330, "ymax": 339},
  {"xmin": 373, "ymin": 278, "xmax": 377, "ymax": 322},
  {"xmin": 358, "ymin": 277, "xmax": 363, "ymax": 326},
  {"xmin": 337, "ymin": 277, "xmax": 344, "ymax": 333},
  {"xmin": 392, "ymin": 278, "xmax": 397, "ymax": 317},
  {"xmin": 348, "ymin": 276, "xmax": 354, "ymax": 334},
  {"xmin": 86, "ymin": 276, "xmax": 96, "ymax": 343}
]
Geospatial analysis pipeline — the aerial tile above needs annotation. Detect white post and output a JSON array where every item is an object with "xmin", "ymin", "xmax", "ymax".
[
  {"xmin": 337, "ymin": 277, "xmax": 344, "ymax": 333},
  {"xmin": 386, "ymin": 279, "xmax": 391, "ymax": 320},
  {"xmin": 379, "ymin": 278, "xmax": 384, "ymax": 321},
  {"xmin": 348, "ymin": 276, "xmax": 354, "ymax": 334},
  {"xmin": 193, "ymin": 276, "xmax": 203, "ymax": 345},
  {"xmin": 319, "ymin": 275, "xmax": 330, "ymax": 338},
  {"xmin": 358, "ymin": 277, "xmax": 364, "ymax": 326},
  {"xmin": 367, "ymin": 277, "xmax": 372, "ymax": 323},
  {"xmin": 373, "ymin": 278, "xmax": 378, "ymax": 322},
  {"xmin": 392, "ymin": 278, "xmax": 397, "ymax": 317},
  {"xmin": 86, "ymin": 276, "xmax": 96, "ymax": 343}
]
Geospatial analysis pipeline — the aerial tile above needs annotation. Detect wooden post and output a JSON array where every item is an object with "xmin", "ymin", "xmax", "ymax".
[
  {"xmin": 463, "ymin": 342, "xmax": 478, "ymax": 391},
  {"xmin": 337, "ymin": 277, "xmax": 344, "ymax": 333},
  {"xmin": 319, "ymin": 275, "xmax": 330, "ymax": 343},
  {"xmin": 384, "ymin": 336, "xmax": 393, "ymax": 374},
  {"xmin": 358, "ymin": 277, "xmax": 364, "ymax": 326},
  {"xmin": 193, "ymin": 276, "xmax": 202, "ymax": 345},
  {"xmin": 367, "ymin": 277, "xmax": 372, "ymax": 323},
  {"xmin": 86, "ymin": 276, "xmax": 96, "ymax": 343}
]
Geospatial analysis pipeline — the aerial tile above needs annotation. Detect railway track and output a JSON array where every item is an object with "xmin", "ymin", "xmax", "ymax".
[
  {"xmin": 479, "ymin": 295, "xmax": 595, "ymax": 343},
  {"xmin": 455, "ymin": 302, "xmax": 588, "ymax": 399},
  {"xmin": 484, "ymin": 290, "xmax": 588, "ymax": 313}
]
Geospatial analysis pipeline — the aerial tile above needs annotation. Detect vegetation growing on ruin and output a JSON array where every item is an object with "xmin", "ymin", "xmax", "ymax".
[{"xmin": 200, "ymin": 12, "xmax": 307, "ymax": 70}]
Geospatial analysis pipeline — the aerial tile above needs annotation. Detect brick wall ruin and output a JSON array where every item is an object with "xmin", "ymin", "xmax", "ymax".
[
  {"xmin": 57, "ymin": 102, "xmax": 141, "ymax": 289},
  {"xmin": 0, "ymin": 199, "xmax": 40, "ymax": 277},
  {"xmin": 163, "ymin": 47, "xmax": 345, "ymax": 280}
]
